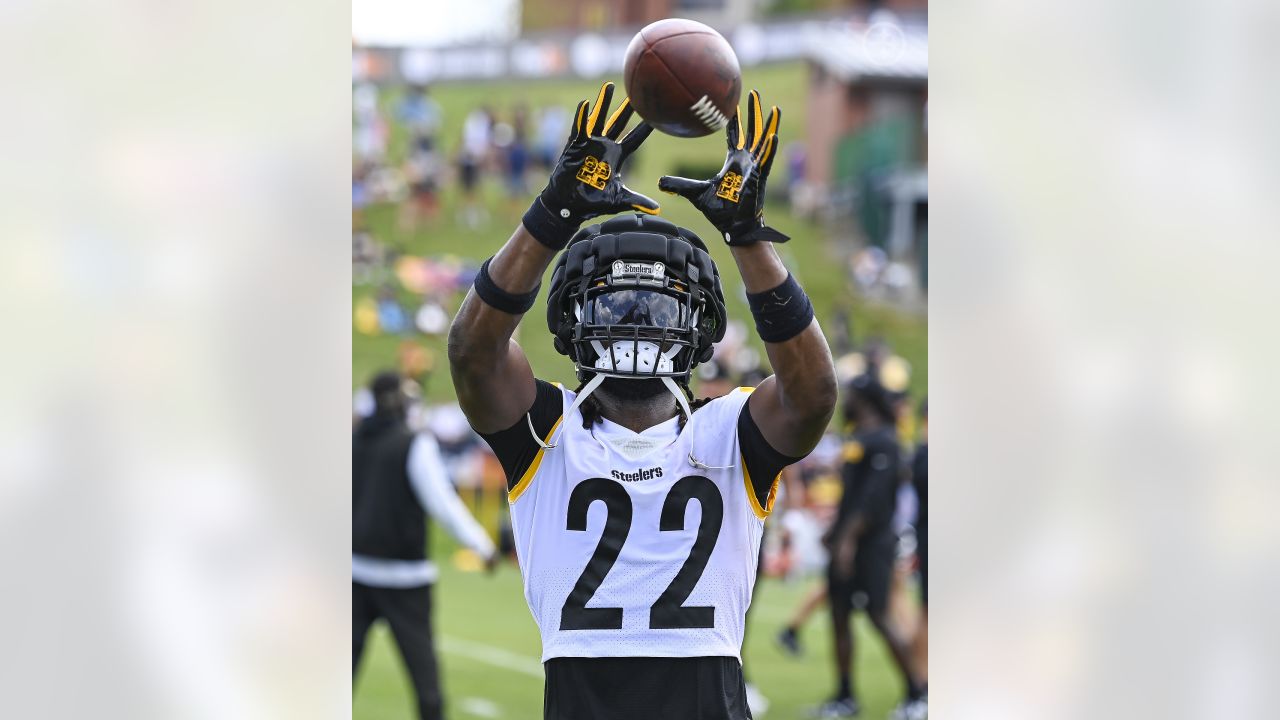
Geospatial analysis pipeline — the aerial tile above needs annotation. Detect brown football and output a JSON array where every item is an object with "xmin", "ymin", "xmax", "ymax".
[{"xmin": 623, "ymin": 19, "xmax": 742, "ymax": 138}]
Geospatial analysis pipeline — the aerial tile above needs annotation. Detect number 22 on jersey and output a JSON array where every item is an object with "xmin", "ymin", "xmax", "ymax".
[{"xmin": 560, "ymin": 475, "xmax": 724, "ymax": 631}]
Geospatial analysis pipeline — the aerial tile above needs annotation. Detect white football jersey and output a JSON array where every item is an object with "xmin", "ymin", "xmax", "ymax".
[{"xmin": 508, "ymin": 386, "xmax": 777, "ymax": 662}]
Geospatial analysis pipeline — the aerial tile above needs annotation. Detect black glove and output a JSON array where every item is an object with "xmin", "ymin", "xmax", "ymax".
[
  {"xmin": 658, "ymin": 90, "xmax": 789, "ymax": 247},
  {"xmin": 522, "ymin": 82, "xmax": 659, "ymax": 250}
]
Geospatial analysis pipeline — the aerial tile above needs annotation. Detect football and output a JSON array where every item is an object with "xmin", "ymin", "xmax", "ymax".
[{"xmin": 623, "ymin": 19, "xmax": 742, "ymax": 138}]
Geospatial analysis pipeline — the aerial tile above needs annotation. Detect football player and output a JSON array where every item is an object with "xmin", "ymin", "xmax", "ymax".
[
  {"xmin": 448, "ymin": 82, "xmax": 836, "ymax": 720},
  {"xmin": 819, "ymin": 372, "xmax": 927, "ymax": 719}
]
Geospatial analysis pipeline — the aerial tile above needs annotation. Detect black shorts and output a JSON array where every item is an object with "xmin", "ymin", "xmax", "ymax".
[
  {"xmin": 543, "ymin": 656, "xmax": 750, "ymax": 720},
  {"xmin": 828, "ymin": 533, "xmax": 896, "ymax": 617}
]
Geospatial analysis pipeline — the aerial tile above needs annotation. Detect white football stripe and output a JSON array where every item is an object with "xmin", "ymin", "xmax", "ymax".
[{"xmin": 690, "ymin": 95, "xmax": 729, "ymax": 130}]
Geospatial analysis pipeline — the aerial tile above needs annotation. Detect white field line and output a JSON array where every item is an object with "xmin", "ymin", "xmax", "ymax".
[
  {"xmin": 457, "ymin": 697, "xmax": 504, "ymax": 718},
  {"xmin": 439, "ymin": 635, "xmax": 544, "ymax": 679}
]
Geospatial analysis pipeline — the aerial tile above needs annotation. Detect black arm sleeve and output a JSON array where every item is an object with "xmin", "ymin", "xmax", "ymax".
[
  {"xmin": 738, "ymin": 402, "xmax": 805, "ymax": 512},
  {"xmin": 478, "ymin": 379, "xmax": 565, "ymax": 491}
]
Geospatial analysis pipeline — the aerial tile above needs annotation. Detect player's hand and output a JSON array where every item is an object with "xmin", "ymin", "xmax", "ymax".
[
  {"xmin": 523, "ymin": 82, "xmax": 659, "ymax": 249},
  {"xmin": 484, "ymin": 551, "xmax": 500, "ymax": 575},
  {"xmin": 658, "ymin": 89, "xmax": 789, "ymax": 247}
]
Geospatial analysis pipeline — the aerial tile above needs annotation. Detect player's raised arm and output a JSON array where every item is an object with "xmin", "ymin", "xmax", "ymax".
[
  {"xmin": 659, "ymin": 90, "xmax": 837, "ymax": 456},
  {"xmin": 448, "ymin": 82, "xmax": 659, "ymax": 433}
]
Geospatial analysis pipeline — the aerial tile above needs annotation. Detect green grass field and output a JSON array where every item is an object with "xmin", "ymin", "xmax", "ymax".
[
  {"xmin": 353, "ymin": 535, "xmax": 914, "ymax": 719},
  {"xmin": 354, "ymin": 61, "xmax": 927, "ymax": 718}
]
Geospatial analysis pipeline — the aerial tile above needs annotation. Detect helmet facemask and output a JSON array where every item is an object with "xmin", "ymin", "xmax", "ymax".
[
  {"xmin": 566, "ymin": 260, "xmax": 703, "ymax": 424},
  {"xmin": 575, "ymin": 260, "xmax": 702, "ymax": 379}
]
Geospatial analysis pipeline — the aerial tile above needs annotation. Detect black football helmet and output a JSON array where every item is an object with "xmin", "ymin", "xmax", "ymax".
[{"xmin": 546, "ymin": 213, "xmax": 727, "ymax": 384}]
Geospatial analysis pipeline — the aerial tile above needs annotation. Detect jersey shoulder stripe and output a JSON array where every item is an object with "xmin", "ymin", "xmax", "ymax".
[
  {"xmin": 740, "ymin": 451, "xmax": 780, "ymax": 519},
  {"xmin": 509, "ymin": 414, "xmax": 563, "ymax": 503},
  {"xmin": 476, "ymin": 380, "xmax": 566, "ymax": 499}
]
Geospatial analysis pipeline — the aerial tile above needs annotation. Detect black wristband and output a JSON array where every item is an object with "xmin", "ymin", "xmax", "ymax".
[
  {"xmin": 474, "ymin": 258, "xmax": 540, "ymax": 315},
  {"xmin": 746, "ymin": 273, "xmax": 814, "ymax": 343},
  {"xmin": 521, "ymin": 197, "xmax": 580, "ymax": 251}
]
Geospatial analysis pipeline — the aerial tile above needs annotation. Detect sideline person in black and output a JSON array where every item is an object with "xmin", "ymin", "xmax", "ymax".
[
  {"xmin": 815, "ymin": 372, "xmax": 926, "ymax": 719},
  {"xmin": 352, "ymin": 372, "xmax": 497, "ymax": 720}
]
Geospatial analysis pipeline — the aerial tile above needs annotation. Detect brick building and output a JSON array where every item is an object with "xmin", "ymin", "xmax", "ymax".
[{"xmin": 804, "ymin": 18, "xmax": 927, "ymax": 268}]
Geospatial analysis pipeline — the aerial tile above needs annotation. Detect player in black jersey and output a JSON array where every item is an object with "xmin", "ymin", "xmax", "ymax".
[{"xmin": 815, "ymin": 372, "xmax": 927, "ymax": 719}]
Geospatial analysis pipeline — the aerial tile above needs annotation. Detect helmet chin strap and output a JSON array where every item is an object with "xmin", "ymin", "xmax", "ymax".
[
  {"xmin": 528, "ymin": 367, "xmax": 735, "ymax": 472},
  {"xmin": 527, "ymin": 363, "xmax": 692, "ymax": 451},
  {"xmin": 530, "ymin": 373, "xmax": 605, "ymax": 450},
  {"xmin": 687, "ymin": 452, "xmax": 736, "ymax": 471},
  {"xmin": 660, "ymin": 376, "xmax": 693, "ymax": 422}
]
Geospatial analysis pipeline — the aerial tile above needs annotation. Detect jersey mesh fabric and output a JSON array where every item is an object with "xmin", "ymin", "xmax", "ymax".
[{"xmin": 509, "ymin": 386, "xmax": 764, "ymax": 662}]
